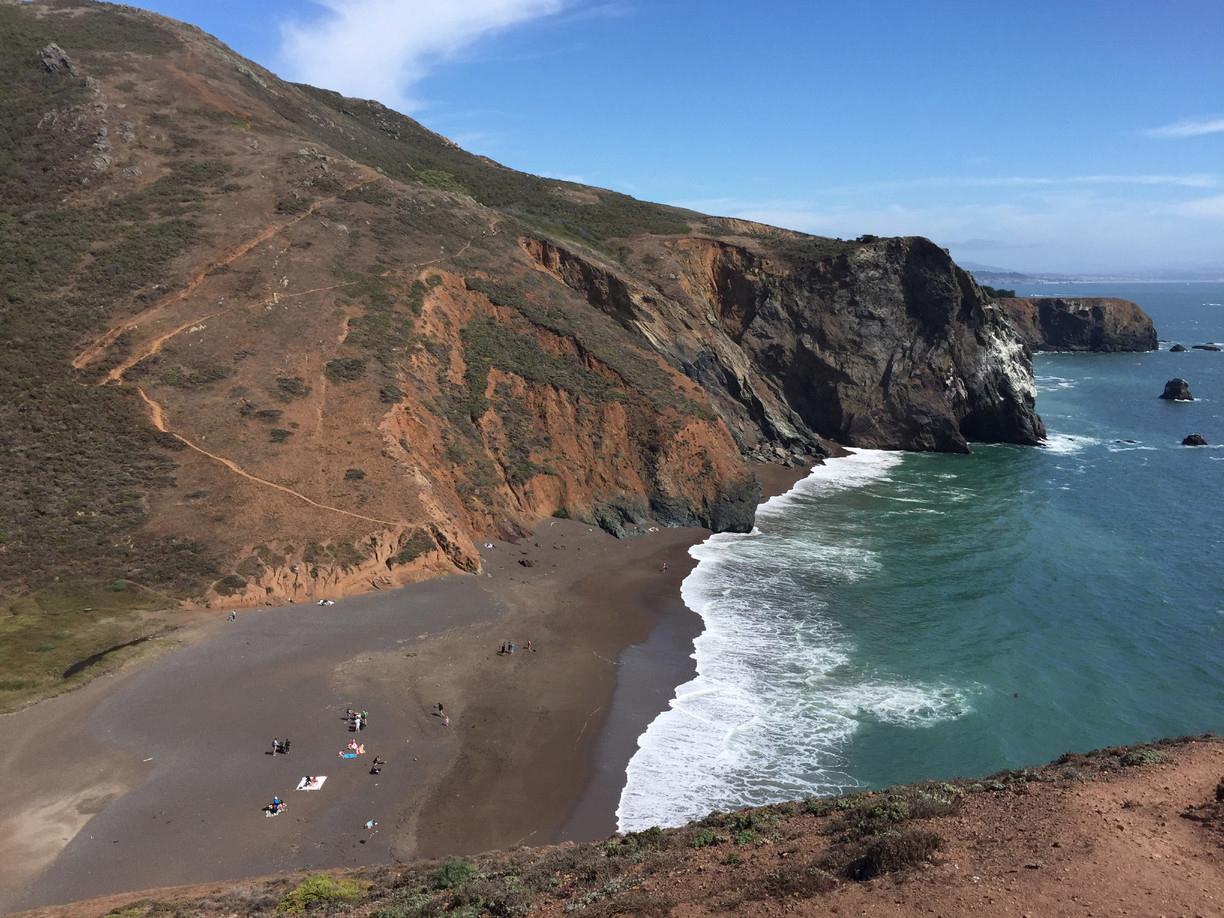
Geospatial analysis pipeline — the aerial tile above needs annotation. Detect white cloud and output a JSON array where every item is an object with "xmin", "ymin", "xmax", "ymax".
[
  {"xmin": 278, "ymin": 0, "xmax": 566, "ymax": 112},
  {"xmin": 1145, "ymin": 116, "xmax": 1224, "ymax": 138},
  {"xmin": 672, "ymin": 191, "xmax": 1222, "ymax": 275},
  {"xmin": 1176, "ymin": 194, "xmax": 1224, "ymax": 219}
]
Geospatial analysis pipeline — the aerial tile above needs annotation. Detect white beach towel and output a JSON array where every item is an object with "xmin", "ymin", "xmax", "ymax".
[{"xmin": 295, "ymin": 776, "xmax": 328, "ymax": 791}]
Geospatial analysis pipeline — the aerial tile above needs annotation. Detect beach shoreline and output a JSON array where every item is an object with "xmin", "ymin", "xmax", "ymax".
[{"xmin": 0, "ymin": 462, "xmax": 811, "ymax": 911}]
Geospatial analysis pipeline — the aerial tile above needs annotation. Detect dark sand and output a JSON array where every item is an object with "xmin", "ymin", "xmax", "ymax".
[{"xmin": 0, "ymin": 463, "xmax": 811, "ymax": 913}]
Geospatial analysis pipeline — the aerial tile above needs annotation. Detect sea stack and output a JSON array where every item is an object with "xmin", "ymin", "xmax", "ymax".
[
  {"xmin": 1159, "ymin": 378, "xmax": 1194, "ymax": 401},
  {"xmin": 1182, "ymin": 433, "xmax": 1208, "ymax": 446}
]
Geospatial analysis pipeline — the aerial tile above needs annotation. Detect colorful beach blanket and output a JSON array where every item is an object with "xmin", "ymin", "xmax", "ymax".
[{"xmin": 295, "ymin": 776, "xmax": 328, "ymax": 790}]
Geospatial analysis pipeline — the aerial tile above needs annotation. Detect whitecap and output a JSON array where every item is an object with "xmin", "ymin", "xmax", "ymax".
[
  {"xmin": 1041, "ymin": 433, "xmax": 1100, "ymax": 454},
  {"xmin": 616, "ymin": 448, "xmax": 978, "ymax": 833}
]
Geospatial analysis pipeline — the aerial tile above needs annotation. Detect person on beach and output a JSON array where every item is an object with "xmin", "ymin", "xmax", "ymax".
[
  {"xmin": 661, "ymin": 561, "xmax": 668, "ymax": 572},
  {"xmin": 527, "ymin": 640, "xmax": 534, "ymax": 652},
  {"xmin": 272, "ymin": 738, "xmax": 280, "ymax": 755},
  {"xmin": 370, "ymin": 756, "xmax": 384, "ymax": 775},
  {"xmin": 436, "ymin": 703, "xmax": 444, "ymax": 717},
  {"xmin": 229, "ymin": 610, "xmax": 237, "ymax": 622},
  {"xmin": 443, "ymin": 714, "xmax": 450, "ymax": 727}
]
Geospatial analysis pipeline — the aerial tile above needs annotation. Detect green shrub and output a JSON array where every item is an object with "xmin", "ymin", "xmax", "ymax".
[
  {"xmin": 430, "ymin": 858, "xmax": 475, "ymax": 891},
  {"xmin": 344, "ymin": 468, "xmax": 366, "ymax": 481},
  {"xmin": 277, "ymin": 874, "xmax": 366, "ymax": 913},
  {"xmin": 270, "ymin": 428, "xmax": 292, "ymax": 443},
  {"xmin": 1120, "ymin": 748, "xmax": 1166, "ymax": 767},
  {"xmin": 324, "ymin": 357, "xmax": 368, "ymax": 381},
  {"xmin": 275, "ymin": 377, "xmax": 311, "ymax": 400},
  {"xmin": 214, "ymin": 574, "xmax": 247, "ymax": 596},
  {"xmin": 839, "ymin": 829, "xmax": 943, "ymax": 881},
  {"xmin": 391, "ymin": 530, "xmax": 435, "ymax": 566},
  {"xmin": 689, "ymin": 828, "xmax": 723, "ymax": 849}
]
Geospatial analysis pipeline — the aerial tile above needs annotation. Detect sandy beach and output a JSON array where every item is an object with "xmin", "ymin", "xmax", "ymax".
[{"xmin": 0, "ymin": 463, "xmax": 809, "ymax": 913}]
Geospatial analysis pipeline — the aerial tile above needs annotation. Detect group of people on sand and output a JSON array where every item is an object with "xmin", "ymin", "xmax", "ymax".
[
  {"xmin": 345, "ymin": 707, "xmax": 369, "ymax": 732},
  {"xmin": 497, "ymin": 640, "xmax": 534, "ymax": 655},
  {"xmin": 263, "ymin": 699, "xmax": 453, "ymax": 819}
]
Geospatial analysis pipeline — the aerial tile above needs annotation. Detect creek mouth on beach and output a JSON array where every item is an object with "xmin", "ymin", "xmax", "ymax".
[{"xmin": 61, "ymin": 634, "xmax": 155, "ymax": 679}]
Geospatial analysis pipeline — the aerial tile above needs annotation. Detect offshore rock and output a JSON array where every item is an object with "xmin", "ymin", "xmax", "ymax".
[
  {"xmin": 1160, "ymin": 378, "xmax": 1194, "ymax": 401},
  {"xmin": 1182, "ymin": 433, "xmax": 1207, "ymax": 446},
  {"xmin": 998, "ymin": 296, "xmax": 1157, "ymax": 352},
  {"xmin": 1170, "ymin": 344, "xmax": 1187, "ymax": 352}
]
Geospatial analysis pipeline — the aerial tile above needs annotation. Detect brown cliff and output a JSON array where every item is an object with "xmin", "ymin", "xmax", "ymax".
[
  {"xmin": 998, "ymin": 296, "xmax": 1158, "ymax": 352},
  {"xmin": 0, "ymin": 0, "xmax": 1043, "ymax": 609}
]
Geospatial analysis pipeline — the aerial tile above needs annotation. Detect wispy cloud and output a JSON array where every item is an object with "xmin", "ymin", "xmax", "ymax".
[
  {"xmin": 1176, "ymin": 194, "xmax": 1224, "ymax": 219},
  {"xmin": 671, "ymin": 191, "xmax": 1222, "ymax": 274},
  {"xmin": 278, "ymin": 0, "xmax": 567, "ymax": 113},
  {"xmin": 1145, "ymin": 116, "xmax": 1224, "ymax": 138},
  {"xmin": 808, "ymin": 174, "xmax": 1221, "ymax": 195}
]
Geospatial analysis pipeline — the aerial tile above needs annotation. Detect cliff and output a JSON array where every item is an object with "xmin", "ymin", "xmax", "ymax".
[
  {"xmin": 0, "ymin": 0, "xmax": 1043, "ymax": 609},
  {"xmin": 998, "ymin": 296, "xmax": 1158, "ymax": 352}
]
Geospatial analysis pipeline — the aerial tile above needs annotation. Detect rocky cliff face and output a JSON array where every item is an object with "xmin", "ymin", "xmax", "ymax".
[
  {"xmin": 529, "ymin": 234, "xmax": 1045, "ymax": 454},
  {"xmin": 999, "ymin": 297, "xmax": 1157, "ymax": 352},
  {"xmin": 0, "ymin": 0, "xmax": 1044, "ymax": 605}
]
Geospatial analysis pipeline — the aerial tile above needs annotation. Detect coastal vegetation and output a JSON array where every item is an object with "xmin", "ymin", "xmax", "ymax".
[{"xmin": 82, "ymin": 737, "xmax": 1207, "ymax": 917}]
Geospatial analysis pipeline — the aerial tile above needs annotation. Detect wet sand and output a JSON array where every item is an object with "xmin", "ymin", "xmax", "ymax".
[{"xmin": 1, "ymin": 463, "xmax": 811, "ymax": 912}]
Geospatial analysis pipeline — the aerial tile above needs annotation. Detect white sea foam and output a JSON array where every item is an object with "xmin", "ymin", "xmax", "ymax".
[
  {"xmin": 1041, "ymin": 433, "xmax": 1100, "ymax": 454},
  {"xmin": 1035, "ymin": 375, "xmax": 1078, "ymax": 392},
  {"xmin": 616, "ymin": 449, "xmax": 972, "ymax": 832}
]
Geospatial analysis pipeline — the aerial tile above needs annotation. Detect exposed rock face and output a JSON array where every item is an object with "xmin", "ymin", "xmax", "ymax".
[
  {"xmin": 998, "ymin": 297, "xmax": 1157, "ymax": 352},
  {"xmin": 36, "ymin": 43, "xmax": 76, "ymax": 75},
  {"xmin": 528, "ymin": 234, "xmax": 1046, "ymax": 454},
  {"xmin": 1160, "ymin": 378, "xmax": 1195, "ymax": 401},
  {"xmin": 0, "ymin": 0, "xmax": 1046, "ymax": 605},
  {"xmin": 1183, "ymin": 433, "xmax": 1208, "ymax": 446}
]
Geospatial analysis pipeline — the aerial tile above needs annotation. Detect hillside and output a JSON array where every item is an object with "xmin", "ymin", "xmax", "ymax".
[
  {"xmin": 1, "ymin": 0, "xmax": 1043, "ymax": 701},
  {"xmin": 12, "ymin": 736, "xmax": 1223, "ymax": 917}
]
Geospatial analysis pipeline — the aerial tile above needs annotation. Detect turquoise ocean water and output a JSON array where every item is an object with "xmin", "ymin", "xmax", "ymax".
[{"xmin": 619, "ymin": 282, "xmax": 1224, "ymax": 830}]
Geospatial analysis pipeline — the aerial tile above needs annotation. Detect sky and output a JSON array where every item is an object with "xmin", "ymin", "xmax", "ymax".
[{"xmin": 127, "ymin": 0, "xmax": 1223, "ymax": 275}]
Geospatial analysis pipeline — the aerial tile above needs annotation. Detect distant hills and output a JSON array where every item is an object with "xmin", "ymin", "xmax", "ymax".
[{"xmin": 961, "ymin": 261, "xmax": 1224, "ymax": 286}]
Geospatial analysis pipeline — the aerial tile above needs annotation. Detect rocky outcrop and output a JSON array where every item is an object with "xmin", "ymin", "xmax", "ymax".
[
  {"xmin": 529, "ymin": 234, "xmax": 1046, "ymax": 455},
  {"xmin": 1183, "ymin": 433, "xmax": 1208, "ymax": 446},
  {"xmin": 1192, "ymin": 344, "xmax": 1222, "ymax": 352},
  {"xmin": 1170, "ymin": 344, "xmax": 1187, "ymax": 352},
  {"xmin": 1160, "ymin": 378, "xmax": 1194, "ymax": 401},
  {"xmin": 998, "ymin": 297, "xmax": 1157, "ymax": 352},
  {"xmin": 0, "ymin": 0, "xmax": 1048, "ymax": 606}
]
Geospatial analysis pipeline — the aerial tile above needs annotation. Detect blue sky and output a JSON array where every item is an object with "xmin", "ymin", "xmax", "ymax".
[{"xmin": 131, "ymin": 1, "xmax": 1223, "ymax": 274}]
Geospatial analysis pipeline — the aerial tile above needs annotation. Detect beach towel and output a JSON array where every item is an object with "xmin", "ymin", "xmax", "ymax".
[
  {"xmin": 295, "ymin": 776, "xmax": 328, "ymax": 791},
  {"xmin": 338, "ymin": 751, "xmax": 357, "ymax": 758}
]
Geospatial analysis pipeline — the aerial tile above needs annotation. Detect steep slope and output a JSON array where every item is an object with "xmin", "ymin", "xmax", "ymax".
[
  {"xmin": 999, "ymin": 296, "xmax": 1158, "ymax": 352},
  {"xmin": 13, "ymin": 737, "xmax": 1222, "ymax": 918},
  {"xmin": 0, "ymin": 0, "xmax": 1043, "ymax": 613}
]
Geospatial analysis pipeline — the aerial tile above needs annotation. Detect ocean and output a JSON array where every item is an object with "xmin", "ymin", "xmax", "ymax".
[{"xmin": 618, "ymin": 282, "xmax": 1224, "ymax": 831}]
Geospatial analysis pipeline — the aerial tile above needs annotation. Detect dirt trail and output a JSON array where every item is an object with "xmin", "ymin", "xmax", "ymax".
[
  {"xmin": 72, "ymin": 178, "xmax": 377, "ymax": 372},
  {"xmin": 136, "ymin": 388, "xmax": 399, "ymax": 527}
]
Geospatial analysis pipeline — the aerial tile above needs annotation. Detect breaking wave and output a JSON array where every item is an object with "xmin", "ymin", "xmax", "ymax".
[{"xmin": 616, "ymin": 450, "xmax": 973, "ymax": 831}]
